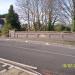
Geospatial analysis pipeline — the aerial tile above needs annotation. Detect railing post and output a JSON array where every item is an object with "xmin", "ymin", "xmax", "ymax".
[
  {"xmin": 37, "ymin": 34, "xmax": 39, "ymax": 38},
  {"xmin": 9, "ymin": 30, "xmax": 15, "ymax": 38}
]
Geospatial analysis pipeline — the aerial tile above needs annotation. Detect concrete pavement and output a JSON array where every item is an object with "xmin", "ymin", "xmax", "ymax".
[{"xmin": 0, "ymin": 60, "xmax": 39, "ymax": 75}]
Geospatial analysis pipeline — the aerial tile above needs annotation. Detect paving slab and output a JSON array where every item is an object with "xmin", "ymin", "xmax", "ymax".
[{"xmin": 0, "ymin": 61, "xmax": 39, "ymax": 75}]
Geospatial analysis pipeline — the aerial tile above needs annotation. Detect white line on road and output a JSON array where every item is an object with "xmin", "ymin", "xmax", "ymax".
[
  {"xmin": 28, "ymin": 41, "xmax": 75, "ymax": 49},
  {"xmin": 25, "ymin": 40, "xmax": 28, "ymax": 43},
  {"xmin": 16, "ymin": 39, "xmax": 75, "ymax": 49},
  {"xmin": 45, "ymin": 43, "xmax": 50, "ymax": 45},
  {"xmin": 1, "ymin": 42, "xmax": 75, "ymax": 58},
  {"xmin": 1, "ymin": 39, "xmax": 75, "ymax": 58},
  {"xmin": 1, "ymin": 39, "xmax": 75, "ymax": 49},
  {"xmin": 0, "ymin": 58, "xmax": 37, "ymax": 70},
  {"xmin": 0, "ymin": 58, "xmax": 41, "ymax": 75},
  {"xmin": 15, "ymin": 46, "xmax": 75, "ymax": 58}
]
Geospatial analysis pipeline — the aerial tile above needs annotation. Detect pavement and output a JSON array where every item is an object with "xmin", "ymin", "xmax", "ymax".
[
  {"xmin": 1, "ymin": 68, "xmax": 32, "ymax": 75},
  {"xmin": 0, "ymin": 38, "xmax": 75, "ymax": 75},
  {"xmin": 0, "ymin": 59, "xmax": 41, "ymax": 75}
]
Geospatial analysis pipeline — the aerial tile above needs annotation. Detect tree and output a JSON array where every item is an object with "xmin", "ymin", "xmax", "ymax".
[
  {"xmin": 16, "ymin": 0, "xmax": 57, "ymax": 31},
  {"xmin": 6, "ymin": 5, "xmax": 21, "ymax": 30},
  {"xmin": 56, "ymin": 0, "xmax": 72, "ymax": 24},
  {"xmin": 16, "ymin": 0, "xmax": 31, "ymax": 31},
  {"xmin": 47, "ymin": 21, "xmax": 52, "ymax": 31},
  {"xmin": 0, "ymin": 14, "xmax": 7, "ymax": 18},
  {"xmin": 72, "ymin": 0, "xmax": 75, "ymax": 31},
  {"xmin": 57, "ymin": 0, "xmax": 74, "ymax": 31}
]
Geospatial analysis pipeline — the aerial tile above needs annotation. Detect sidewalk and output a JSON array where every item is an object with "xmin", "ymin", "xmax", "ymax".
[
  {"xmin": 0, "ymin": 67, "xmax": 35, "ymax": 75},
  {"xmin": 0, "ymin": 59, "xmax": 41, "ymax": 75}
]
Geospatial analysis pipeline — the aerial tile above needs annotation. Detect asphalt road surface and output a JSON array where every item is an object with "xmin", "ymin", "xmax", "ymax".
[{"xmin": 0, "ymin": 40, "xmax": 75, "ymax": 75}]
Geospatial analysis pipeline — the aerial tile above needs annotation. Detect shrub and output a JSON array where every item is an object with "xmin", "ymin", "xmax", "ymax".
[
  {"xmin": 54, "ymin": 24, "xmax": 65, "ymax": 31},
  {"xmin": 2, "ymin": 23, "xmax": 12, "ymax": 36},
  {"xmin": 0, "ymin": 30, "xmax": 2, "ymax": 36},
  {"xmin": 33, "ymin": 22, "xmax": 41, "ymax": 31}
]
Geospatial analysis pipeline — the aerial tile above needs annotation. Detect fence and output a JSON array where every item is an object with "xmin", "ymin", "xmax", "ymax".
[{"xmin": 9, "ymin": 30, "xmax": 75, "ymax": 41}]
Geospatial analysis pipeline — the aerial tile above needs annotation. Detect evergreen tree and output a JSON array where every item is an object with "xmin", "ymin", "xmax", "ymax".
[
  {"xmin": 47, "ymin": 21, "xmax": 52, "ymax": 31},
  {"xmin": 6, "ymin": 5, "xmax": 21, "ymax": 30},
  {"xmin": 71, "ymin": 16, "xmax": 75, "ymax": 32}
]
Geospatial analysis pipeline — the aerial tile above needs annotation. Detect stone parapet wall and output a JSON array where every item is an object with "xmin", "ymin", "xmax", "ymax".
[{"xmin": 9, "ymin": 30, "xmax": 75, "ymax": 41}]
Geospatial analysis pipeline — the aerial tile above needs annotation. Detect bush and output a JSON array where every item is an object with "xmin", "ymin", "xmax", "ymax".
[
  {"xmin": 64, "ymin": 26, "xmax": 71, "ymax": 31},
  {"xmin": 54, "ymin": 24, "xmax": 65, "ymax": 31},
  {"xmin": 33, "ymin": 22, "xmax": 41, "ymax": 31},
  {"xmin": 2, "ymin": 23, "xmax": 12, "ymax": 36},
  {"xmin": 0, "ymin": 30, "xmax": 2, "ymax": 36},
  {"xmin": 21, "ymin": 24, "xmax": 28, "ymax": 31}
]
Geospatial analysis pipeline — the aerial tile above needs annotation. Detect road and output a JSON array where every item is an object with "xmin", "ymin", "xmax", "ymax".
[{"xmin": 0, "ymin": 40, "xmax": 75, "ymax": 75}]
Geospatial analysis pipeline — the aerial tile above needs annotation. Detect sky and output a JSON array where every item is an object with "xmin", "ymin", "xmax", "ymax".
[{"xmin": 0, "ymin": 0, "xmax": 15, "ymax": 14}]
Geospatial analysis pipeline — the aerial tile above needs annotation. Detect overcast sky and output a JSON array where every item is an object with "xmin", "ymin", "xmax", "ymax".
[{"xmin": 0, "ymin": 0, "xmax": 15, "ymax": 14}]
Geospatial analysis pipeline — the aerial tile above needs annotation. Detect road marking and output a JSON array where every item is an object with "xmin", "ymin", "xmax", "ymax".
[
  {"xmin": 1, "ymin": 39, "xmax": 75, "ymax": 49},
  {"xmin": 1, "ymin": 42, "xmax": 75, "ymax": 58},
  {"xmin": 0, "ymin": 58, "xmax": 37, "ymax": 70},
  {"xmin": 48, "ymin": 43, "xmax": 75, "ymax": 49},
  {"xmin": 1, "ymin": 39, "xmax": 75, "ymax": 58},
  {"xmin": 0, "ymin": 61, "xmax": 14, "ymax": 73},
  {"xmin": 45, "ymin": 43, "xmax": 50, "ymax": 45},
  {"xmin": 0, "ymin": 58, "xmax": 41, "ymax": 75},
  {"xmin": 15, "ymin": 46, "xmax": 75, "ymax": 58},
  {"xmin": 23, "ymin": 40, "xmax": 75, "ymax": 49},
  {"xmin": 0, "ymin": 69, "xmax": 6, "ymax": 73},
  {"xmin": 25, "ymin": 40, "xmax": 28, "ymax": 43},
  {"xmin": 15, "ymin": 67, "xmax": 38, "ymax": 75}
]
